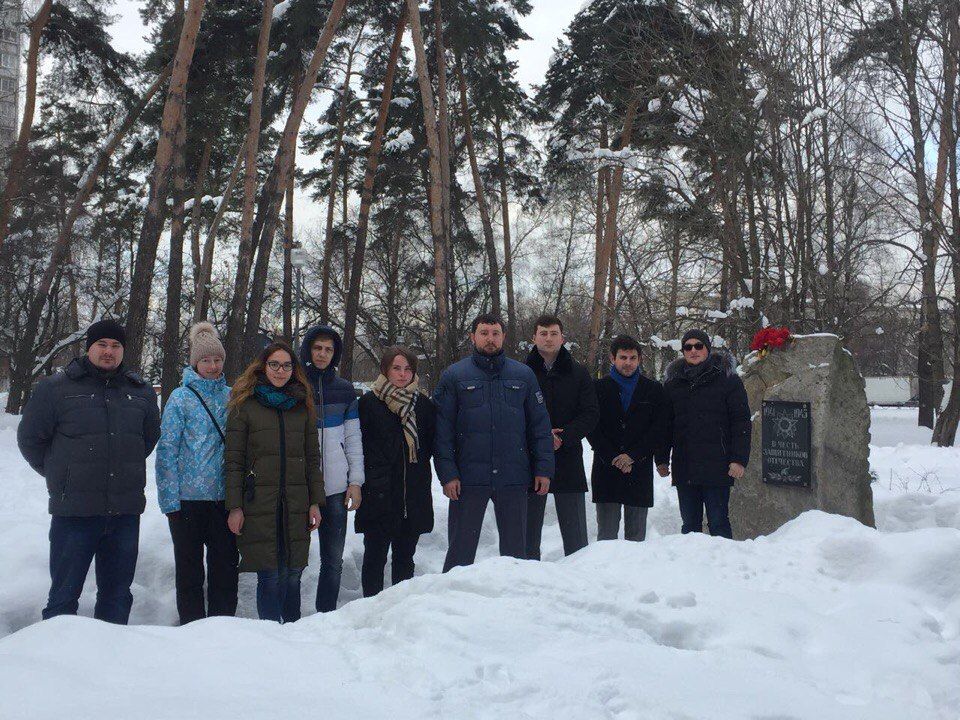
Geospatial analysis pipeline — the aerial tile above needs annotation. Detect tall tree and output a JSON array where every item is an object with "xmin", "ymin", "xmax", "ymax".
[
  {"xmin": 406, "ymin": 0, "xmax": 451, "ymax": 365},
  {"xmin": 125, "ymin": 0, "xmax": 208, "ymax": 368}
]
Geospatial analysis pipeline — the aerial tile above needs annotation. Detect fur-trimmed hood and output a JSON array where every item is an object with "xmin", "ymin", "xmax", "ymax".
[{"xmin": 664, "ymin": 350, "xmax": 736, "ymax": 384}]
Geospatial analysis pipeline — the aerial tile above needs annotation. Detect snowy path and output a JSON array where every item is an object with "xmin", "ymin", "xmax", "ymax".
[{"xmin": 0, "ymin": 407, "xmax": 958, "ymax": 718}]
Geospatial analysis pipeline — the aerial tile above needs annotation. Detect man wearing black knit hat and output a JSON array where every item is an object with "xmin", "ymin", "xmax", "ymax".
[
  {"xmin": 660, "ymin": 328, "xmax": 751, "ymax": 538},
  {"xmin": 18, "ymin": 318, "xmax": 160, "ymax": 624}
]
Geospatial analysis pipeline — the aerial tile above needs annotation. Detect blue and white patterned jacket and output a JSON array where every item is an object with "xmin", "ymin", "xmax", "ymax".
[
  {"xmin": 299, "ymin": 326, "xmax": 365, "ymax": 496},
  {"xmin": 155, "ymin": 367, "xmax": 230, "ymax": 513}
]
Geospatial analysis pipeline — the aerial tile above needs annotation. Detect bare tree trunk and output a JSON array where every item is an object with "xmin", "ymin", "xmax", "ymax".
[
  {"xmin": 407, "ymin": 0, "xmax": 451, "ymax": 367},
  {"xmin": 194, "ymin": 141, "xmax": 245, "ymax": 323},
  {"xmin": 896, "ymin": 4, "xmax": 946, "ymax": 427},
  {"xmin": 125, "ymin": 0, "xmax": 207, "ymax": 368},
  {"xmin": 602, "ymin": 237, "xmax": 617, "ymax": 341},
  {"xmin": 586, "ymin": 96, "xmax": 639, "ymax": 369},
  {"xmin": 932, "ymin": 5, "xmax": 959, "ymax": 443},
  {"xmin": 160, "ymin": 116, "xmax": 189, "ymax": 406},
  {"xmin": 282, "ymin": 155, "xmax": 295, "ymax": 342},
  {"xmin": 0, "ymin": 0, "xmax": 53, "ymax": 253},
  {"xmin": 386, "ymin": 220, "xmax": 403, "ymax": 345},
  {"xmin": 189, "ymin": 138, "xmax": 213, "ymax": 302},
  {"xmin": 5, "ymin": 65, "xmax": 172, "ymax": 413},
  {"xmin": 240, "ymin": 0, "xmax": 351, "ymax": 366},
  {"xmin": 553, "ymin": 196, "xmax": 577, "ymax": 317},
  {"xmin": 340, "ymin": 4, "xmax": 407, "ymax": 377},
  {"xmin": 319, "ymin": 25, "xmax": 366, "ymax": 323},
  {"xmin": 494, "ymin": 117, "xmax": 516, "ymax": 347},
  {"xmin": 223, "ymin": 0, "xmax": 274, "ymax": 375},
  {"xmin": 434, "ymin": 0, "xmax": 453, "ymax": 257},
  {"xmin": 454, "ymin": 54, "xmax": 500, "ymax": 317}
]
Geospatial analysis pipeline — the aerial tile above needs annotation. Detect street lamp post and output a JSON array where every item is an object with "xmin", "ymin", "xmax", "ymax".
[{"xmin": 289, "ymin": 242, "xmax": 307, "ymax": 343}]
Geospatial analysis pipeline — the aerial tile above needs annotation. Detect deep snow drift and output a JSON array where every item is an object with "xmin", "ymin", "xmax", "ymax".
[{"xmin": 0, "ymin": 407, "xmax": 958, "ymax": 718}]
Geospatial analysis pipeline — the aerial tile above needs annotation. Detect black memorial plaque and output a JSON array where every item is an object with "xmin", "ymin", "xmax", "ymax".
[{"xmin": 761, "ymin": 400, "xmax": 812, "ymax": 488}]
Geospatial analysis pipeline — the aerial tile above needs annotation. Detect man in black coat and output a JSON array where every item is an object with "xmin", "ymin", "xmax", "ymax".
[
  {"xmin": 659, "ymin": 329, "xmax": 751, "ymax": 539},
  {"xmin": 17, "ymin": 319, "xmax": 161, "ymax": 623},
  {"xmin": 524, "ymin": 315, "xmax": 599, "ymax": 559},
  {"xmin": 587, "ymin": 335, "xmax": 670, "ymax": 541}
]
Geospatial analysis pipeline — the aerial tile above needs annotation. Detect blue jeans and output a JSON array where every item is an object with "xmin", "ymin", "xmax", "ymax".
[
  {"xmin": 676, "ymin": 484, "xmax": 733, "ymax": 539},
  {"xmin": 315, "ymin": 491, "xmax": 347, "ymax": 612},
  {"xmin": 43, "ymin": 514, "xmax": 140, "ymax": 624},
  {"xmin": 256, "ymin": 563, "xmax": 304, "ymax": 623}
]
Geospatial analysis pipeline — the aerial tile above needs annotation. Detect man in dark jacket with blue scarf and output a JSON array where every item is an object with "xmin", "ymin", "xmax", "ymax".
[
  {"xmin": 587, "ymin": 335, "xmax": 670, "ymax": 541},
  {"xmin": 434, "ymin": 313, "xmax": 554, "ymax": 570}
]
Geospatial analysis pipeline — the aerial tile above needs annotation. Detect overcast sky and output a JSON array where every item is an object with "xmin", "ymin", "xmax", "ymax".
[{"xmin": 106, "ymin": 0, "xmax": 585, "ymax": 224}]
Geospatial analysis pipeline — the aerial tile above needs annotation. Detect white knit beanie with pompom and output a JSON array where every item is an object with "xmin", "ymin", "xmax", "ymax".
[{"xmin": 189, "ymin": 321, "xmax": 225, "ymax": 367}]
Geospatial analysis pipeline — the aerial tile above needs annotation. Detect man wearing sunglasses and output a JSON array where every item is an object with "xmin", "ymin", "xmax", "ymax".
[{"xmin": 660, "ymin": 329, "xmax": 751, "ymax": 539}]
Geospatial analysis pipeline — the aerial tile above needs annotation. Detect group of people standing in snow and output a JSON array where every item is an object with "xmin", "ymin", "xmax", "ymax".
[{"xmin": 16, "ymin": 310, "xmax": 751, "ymax": 626}]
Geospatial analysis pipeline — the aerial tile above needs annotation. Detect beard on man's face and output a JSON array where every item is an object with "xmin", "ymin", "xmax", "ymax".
[{"xmin": 474, "ymin": 340, "xmax": 502, "ymax": 357}]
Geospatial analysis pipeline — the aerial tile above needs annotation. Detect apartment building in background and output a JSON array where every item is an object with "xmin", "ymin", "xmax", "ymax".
[{"xmin": 0, "ymin": 2, "xmax": 19, "ymax": 149}]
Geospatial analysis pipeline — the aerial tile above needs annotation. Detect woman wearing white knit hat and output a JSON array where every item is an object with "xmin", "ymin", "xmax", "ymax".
[{"xmin": 155, "ymin": 322, "xmax": 238, "ymax": 624}]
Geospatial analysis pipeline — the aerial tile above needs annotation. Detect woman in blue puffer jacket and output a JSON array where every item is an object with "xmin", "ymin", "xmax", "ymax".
[{"xmin": 155, "ymin": 322, "xmax": 237, "ymax": 625}]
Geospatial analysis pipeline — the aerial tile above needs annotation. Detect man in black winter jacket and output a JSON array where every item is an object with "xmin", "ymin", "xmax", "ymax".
[
  {"xmin": 660, "ymin": 329, "xmax": 751, "ymax": 539},
  {"xmin": 17, "ymin": 319, "xmax": 161, "ymax": 623},
  {"xmin": 524, "ymin": 315, "xmax": 598, "ymax": 559},
  {"xmin": 587, "ymin": 335, "xmax": 670, "ymax": 541}
]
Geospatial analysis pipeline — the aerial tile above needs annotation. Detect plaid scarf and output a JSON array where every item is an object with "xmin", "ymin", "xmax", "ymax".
[{"xmin": 372, "ymin": 374, "xmax": 420, "ymax": 463}]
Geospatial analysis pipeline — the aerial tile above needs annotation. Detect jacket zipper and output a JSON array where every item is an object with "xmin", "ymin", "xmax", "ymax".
[
  {"xmin": 402, "ymin": 448, "xmax": 408, "ymax": 520},
  {"xmin": 277, "ymin": 409, "xmax": 290, "ymax": 567},
  {"xmin": 318, "ymin": 381, "xmax": 325, "ymax": 480}
]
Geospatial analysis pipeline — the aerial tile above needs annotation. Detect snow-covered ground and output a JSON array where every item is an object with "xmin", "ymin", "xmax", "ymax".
[{"xmin": 0, "ymin": 407, "xmax": 958, "ymax": 718}]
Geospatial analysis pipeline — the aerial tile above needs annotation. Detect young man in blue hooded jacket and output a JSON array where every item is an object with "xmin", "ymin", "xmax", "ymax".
[{"xmin": 299, "ymin": 326, "xmax": 364, "ymax": 612}]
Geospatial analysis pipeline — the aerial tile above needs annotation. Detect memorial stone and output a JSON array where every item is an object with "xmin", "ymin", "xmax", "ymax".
[{"xmin": 730, "ymin": 333, "xmax": 875, "ymax": 539}]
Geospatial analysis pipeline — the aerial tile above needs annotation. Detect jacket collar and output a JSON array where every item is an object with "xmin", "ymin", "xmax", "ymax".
[
  {"xmin": 182, "ymin": 365, "xmax": 226, "ymax": 392},
  {"xmin": 525, "ymin": 345, "xmax": 573, "ymax": 374},
  {"xmin": 65, "ymin": 356, "xmax": 145, "ymax": 386},
  {"xmin": 663, "ymin": 351, "xmax": 733, "ymax": 385},
  {"xmin": 472, "ymin": 348, "xmax": 506, "ymax": 375}
]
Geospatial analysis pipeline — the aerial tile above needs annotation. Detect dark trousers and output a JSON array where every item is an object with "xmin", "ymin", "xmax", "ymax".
[
  {"xmin": 443, "ymin": 484, "xmax": 527, "ymax": 572},
  {"xmin": 525, "ymin": 491, "xmax": 588, "ymax": 560},
  {"xmin": 44, "ymin": 514, "xmax": 140, "ymax": 624},
  {"xmin": 361, "ymin": 527, "xmax": 419, "ymax": 597},
  {"xmin": 256, "ymin": 562, "xmax": 304, "ymax": 623},
  {"xmin": 167, "ymin": 500, "xmax": 239, "ymax": 625},
  {"xmin": 596, "ymin": 503, "xmax": 648, "ymax": 541},
  {"xmin": 676, "ymin": 484, "xmax": 733, "ymax": 539},
  {"xmin": 315, "ymin": 491, "xmax": 348, "ymax": 613}
]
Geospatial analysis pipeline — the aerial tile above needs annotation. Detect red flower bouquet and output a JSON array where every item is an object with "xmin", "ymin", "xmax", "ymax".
[{"xmin": 751, "ymin": 326, "xmax": 792, "ymax": 357}]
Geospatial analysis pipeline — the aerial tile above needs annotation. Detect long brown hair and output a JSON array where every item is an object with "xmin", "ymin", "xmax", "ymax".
[{"xmin": 229, "ymin": 341, "xmax": 315, "ymax": 416}]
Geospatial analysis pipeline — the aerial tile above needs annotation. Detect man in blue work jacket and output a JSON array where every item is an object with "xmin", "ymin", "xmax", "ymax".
[{"xmin": 433, "ymin": 312, "xmax": 555, "ymax": 571}]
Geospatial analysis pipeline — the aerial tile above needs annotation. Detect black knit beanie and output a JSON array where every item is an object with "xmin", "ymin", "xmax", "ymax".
[
  {"xmin": 681, "ymin": 329, "xmax": 711, "ymax": 352},
  {"xmin": 86, "ymin": 319, "xmax": 126, "ymax": 350}
]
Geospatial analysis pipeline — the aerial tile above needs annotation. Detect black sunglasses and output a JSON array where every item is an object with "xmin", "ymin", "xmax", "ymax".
[{"xmin": 682, "ymin": 342, "xmax": 705, "ymax": 352}]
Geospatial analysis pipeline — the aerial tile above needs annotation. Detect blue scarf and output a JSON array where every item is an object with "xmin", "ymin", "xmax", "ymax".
[
  {"xmin": 254, "ymin": 383, "xmax": 298, "ymax": 411},
  {"xmin": 610, "ymin": 366, "xmax": 640, "ymax": 411}
]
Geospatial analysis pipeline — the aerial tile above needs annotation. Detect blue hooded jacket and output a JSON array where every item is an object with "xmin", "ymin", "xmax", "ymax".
[
  {"xmin": 433, "ymin": 349, "xmax": 555, "ymax": 487},
  {"xmin": 298, "ymin": 326, "xmax": 365, "ymax": 494},
  {"xmin": 155, "ymin": 366, "xmax": 230, "ymax": 513}
]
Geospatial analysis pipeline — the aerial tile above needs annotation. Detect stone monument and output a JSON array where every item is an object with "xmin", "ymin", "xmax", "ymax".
[{"xmin": 730, "ymin": 333, "xmax": 875, "ymax": 540}]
